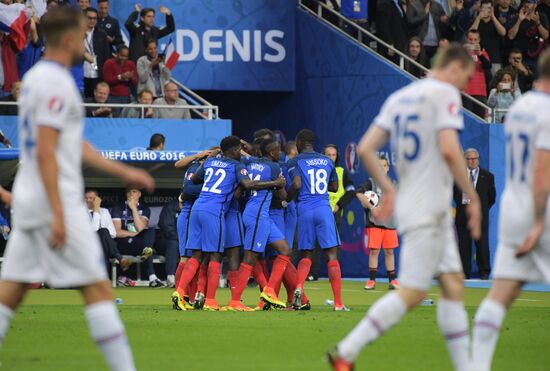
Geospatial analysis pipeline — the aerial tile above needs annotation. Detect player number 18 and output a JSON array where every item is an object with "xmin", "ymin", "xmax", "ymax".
[{"xmin": 307, "ymin": 168, "xmax": 328, "ymax": 194}]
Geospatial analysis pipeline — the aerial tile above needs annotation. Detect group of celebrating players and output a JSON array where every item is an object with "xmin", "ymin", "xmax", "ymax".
[{"xmin": 170, "ymin": 129, "xmax": 348, "ymax": 312}]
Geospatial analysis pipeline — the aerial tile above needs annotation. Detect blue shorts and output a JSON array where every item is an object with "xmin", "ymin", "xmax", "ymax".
[
  {"xmin": 186, "ymin": 209, "xmax": 225, "ymax": 253},
  {"xmin": 225, "ymin": 211, "xmax": 244, "ymax": 249},
  {"xmin": 176, "ymin": 209, "xmax": 193, "ymax": 257},
  {"xmin": 267, "ymin": 209, "xmax": 285, "ymax": 258},
  {"xmin": 243, "ymin": 212, "xmax": 285, "ymax": 254},
  {"xmin": 284, "ymin": 205, "xmax": 297, "ymax": 247},
  {"xmin": 297, "ymin": 205, "xmax": 340, "ymax": 251}
]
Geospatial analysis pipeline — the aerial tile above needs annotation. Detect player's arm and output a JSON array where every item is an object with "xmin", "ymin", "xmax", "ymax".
[
  {"xmin": 190, "ymin": 164, "xmax": 205, "ymax": 184},
  {"xmin": 113, "ymin": 219, "xmax": 137, "ymax": 238},
  {"xmin": 174, "ymin": 150, "xmax": 211, "ymax": 169},
  {"xmin": 240, "ymin": 177, "xmax": 285, "ymax": 191},
  {"xmin": 356, "ymin": 182, "xmax": 375, "ymax": 210},
  {"xmin": 82, "ymin": 141, "xmax": 154, "ymax": 193},
  {"xmin": 517, "ymin": 149, "xmax": 550, "ymax": 257},
  {"xmin": 130, "ymin": 206, "xmax": 149, "ymax": 233},
  {"xmin": 357, "ymin": 126, "xmax": 395, "ymax": 221},
  {"xmin": 0, "ymin": 186, "xmax": 12, "ymax": 206},
  {"xmin": 37, "ymin": 126, "xmax": 65, "ymax": 248},
  {"xmin": 286, "ymin": 175, "xmax": 301, "ymax": 202},
  {"xmin": 439, "ymin": 129, "xmax": 481, "ymax": 240}
]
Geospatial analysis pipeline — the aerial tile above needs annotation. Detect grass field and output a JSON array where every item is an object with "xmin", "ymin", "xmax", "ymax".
[{"xmin": 1, "ymin": 280, "xmax": 549, "ymax": 371}]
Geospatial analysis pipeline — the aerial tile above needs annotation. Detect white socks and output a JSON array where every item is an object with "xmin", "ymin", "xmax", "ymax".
[
  {"xmin": 148, "ymin": 274, "xmax": 158, "ymax": 282},
  {"xmin": 437, "ymin": 298, "xmax": 470, "ymax": 371},
  {"xmin": 471, "ymin": 298, "xmax": 507, "ymax": 371},
  {"xmin": 85, "ymin": 301, "xmax": 136, "ymax": 371},
  {"xmin": 0, "ymin": 303, "xmax": 14, "ymax": 348},
  {"xmin": 337, "ymin": 292, "xmax": 407, "ymax": 362},
  {"xmin": 167, "ymin": 275, "xmax": 175, "ymax": 286}
]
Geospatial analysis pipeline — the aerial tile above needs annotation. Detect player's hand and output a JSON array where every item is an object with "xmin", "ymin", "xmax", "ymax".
[
  {"xmin": 333, "ymin": 204, "xmax": 340, "ymax": 214},
  {"xmin": 275, "ymin": 176, "xmax": 286, "ymax": 189},
  {"xmin": 196, "ymin": 150, "xmax": 212, "ymax": 160},
  {"xmin": 159, "ymin": 5, "xmax": 171, "ymax": 15},
  {"xmin": 0, "ymin": 186, "xmax": 12, "ymax": 206},
  {"xmin": 50, "ymin": 217, "xmax": 66, "ymax": 249},
  {"xmin": 123, "ymin": 167, "xmax": 155, "ymax": 194},
  {"xmin": 519, "ymin": 7, "xmax": 527, "ymax": 21},
  {"xmin": 371, "ymin": 187, "xmax": 395, "ymax": 223},
  {"xmin": 2, "ymin": 226, "xmax": 10, "ymax": 234},
  {"xmin": 517, "ymin": 219, "xmax": 544, "ymax": 257},
  {"xmin": 134, "ymin": 4, "xmax": 141, "ymax": 12},
  {"xmin": 466, "ymin": 196, "xmax": 482, "ymax": 240},
  {"xmin": 240, "ymin": 139, "xmax": 253, "ymax": 154}
]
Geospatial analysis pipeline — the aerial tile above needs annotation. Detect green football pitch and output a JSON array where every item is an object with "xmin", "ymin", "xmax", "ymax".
[{"xmin": 1, "ymin": 280, "xmax": 549, "ymax": 371}]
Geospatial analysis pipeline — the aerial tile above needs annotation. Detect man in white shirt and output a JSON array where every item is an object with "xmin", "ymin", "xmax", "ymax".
[{"xmin": 85, "ymin": 190, "xmax": 132, "ymax": 274}]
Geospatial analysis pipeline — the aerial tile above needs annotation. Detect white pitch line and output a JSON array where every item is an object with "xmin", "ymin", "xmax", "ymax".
[{"xmin": 516, "ymin": 298, "xmax": 543, "ymax": 302}]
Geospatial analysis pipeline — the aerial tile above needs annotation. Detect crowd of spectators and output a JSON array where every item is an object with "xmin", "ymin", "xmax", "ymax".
[
  {"xmin": 0, "ymin": 0, "xmax": 190, "ymax": 118},
  {"xmin": 324, "ymin": 0, "xmax": 550, "ymax": 121}
]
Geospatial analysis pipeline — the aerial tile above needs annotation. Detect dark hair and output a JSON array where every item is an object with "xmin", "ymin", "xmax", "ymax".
[
  {"xmin": 253, "ymin": 128, "xmax": 274, "ymax": 141},
  {"xmin": 42, "ymin": 6, "xmax": 83, "ymax": 47},
  {"xmin": 480, "ymin": 0, "xmax": 493, "ymax": 5},
  {"xmin": 509, "ymin": 48, "xmax": 522, "ymax": 56},
  {"xmin": 493, "ymin": 67, "xmax": 516, "ymax": 88},
  {"xmin": 116, "ymin": 44, "xmax": 128, "ymax": 54},
  {"xmin": 97, "ymin": 0, "xmax": 109, "ymax": 3},
  {"xmin": 284, "ymin": 140, "xmax": 297, "ymax": 155},
  {"xmin": 432, "ymin": 42, "xmax": 475, "ymax": 70},
  {"xmin": 467, "ymin": 29, "xmax": 480, "ymax": 37},
  {"xmin": 324, "ymin": 144, "xmax": 340, "ymax": 163},
  {"xmin": 85, "ymin": 7, "xmax": 98, "ymax": 16},
  {"xmin": 138, "ymin": 89, "xmax": 153, "ymax": 99},
  {"xmin": 378, "ymin": 154, "xmax": 389, "ymax": 163},
  {"xmin": 296, "ymin": 129, "xmax": 315, "ymax": 146},
  {"xmin": 85, "ymin": 189, "xmax": 99, "ymax": 196},
  {"xmin": 140, "ymin": 7, "xmax": 155, "ymax": 18},
  {"xmin": 260, "ymin": 138, "xmax": 277, "ymax": 156},
  {"xmin": 146, "ymin": 38, "xmax": 157, "ymax": 48},
  {"xmin": 148, "ymin": 133, "xmax": 165, "ymax": 149},
  {"xmin": 538, "ymin": 48, "xmax": 550, "ymax": 79},
  {"xmin": 220, "ymin": 136, "xmax": 242, "ymax": 153}
]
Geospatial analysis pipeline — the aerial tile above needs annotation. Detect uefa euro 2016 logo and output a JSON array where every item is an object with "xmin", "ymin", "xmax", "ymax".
[{"xmin": 345, "ymin": 142, "xmax": 359, "ymax": 174}]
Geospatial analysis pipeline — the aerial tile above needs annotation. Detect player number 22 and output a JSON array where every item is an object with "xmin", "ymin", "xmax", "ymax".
[
  {"xmin": 202, "ymin": 168, "xmax": 227, "ymax": 194},
  {"xmin": 307, "ymin": 168, "xmax": 328, "ymax": 194}
]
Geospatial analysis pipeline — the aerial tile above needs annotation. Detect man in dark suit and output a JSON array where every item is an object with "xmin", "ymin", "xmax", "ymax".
[
  {"xmin": 453, "ymin": 148, "xmax": 496, "ymax": 279},
  {"xmin": 83, "ymin": 7, "xmax": 111, "ymax": 98},
  {"xmin": 376, "ymin": 0, "xmax": 409, "ymax": 63}
]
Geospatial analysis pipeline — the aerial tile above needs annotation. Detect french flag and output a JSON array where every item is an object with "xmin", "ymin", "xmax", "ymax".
[
  {"xmin": 164, "ymin": 38, "xmax": 180, "ymax": 70},
  {"xmin": 0, "ymin": 3, "xmax": 32, "ymax": 50}
]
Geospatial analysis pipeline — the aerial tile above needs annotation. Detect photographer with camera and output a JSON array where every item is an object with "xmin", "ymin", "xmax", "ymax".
[
  {"xmin": 463, "ymin": 29, "xmax": 492, "ymax": 118},
  {"xmin": 507, "ymin": 48, "xmax": 535, "ymax": 92},
  {"xmin": 82, "ymin": 7, "xmax": 110, "ymax": 98},
  {"xmin": 487, "ymin": 68, "xmax": 520, "ymax": 122},
  {"xmin": 137, "ymin": 39, "xmax": 171, "ymax": 99}
]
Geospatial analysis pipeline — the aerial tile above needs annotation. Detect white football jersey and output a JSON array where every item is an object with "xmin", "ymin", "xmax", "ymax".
[
  {"xmin": 374, "ymin": 78, "xmax": 463, "ymax": 233},
  {"xmin": 499, "ymin": 91, "xmax": 550, "ymax": 246},
  {"xmin": 12, "ymin": 60, "xmax": 86, "ymax": 229}
]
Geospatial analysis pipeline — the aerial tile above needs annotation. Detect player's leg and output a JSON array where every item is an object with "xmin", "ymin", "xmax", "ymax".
[
  {"xmin": 224, "ymin": 211, "xmax": 244, "ymax": 296},
  {"xmin": 253, "ymin": 258, "xmax": 268, "ymax": 291},
  {"xmin": 228, "ymin": 250, "xmax": 258, "ymax": 311},
  {"xmin": 224, "ymin": 246, "xmax": 241, "ymax": 296},
  {"xmin": 295, "ymin": 211, "xmax": 315, "ymax": 292},
  {"xmin": 436, "ymin": 273, "xmax": 470, "ymax": 371},
  {"xmin": 194, "ymin": 254, "xmax": 210, "ymax": 309},
  {"xmin": 331, "ymin": 226, "xmax": 442, "ymax": 367},
  {"xmin": 81, "ymin": 281, "xmax": 136, "ymax": 371},
  {"xmin": 0, "ymin": 281, "xmax": 29, "ymax": 349},
  {"xmin": 175, "ymin": 210, "xmax": 190, "ymax": 287},
  {"xmin": 261, "ymin": 234, "xmax": 291, "ymax": 307},
  {"xmin": 366, "ymin": 243, "xmax": 380, "ymax": 290},
  {"xmin": 204, "ymin": 252, "xmax": 223, "ymax": 310},
  {"xmin": 470, "ymin": 279, "xmax": 522, "ymax": 371}
]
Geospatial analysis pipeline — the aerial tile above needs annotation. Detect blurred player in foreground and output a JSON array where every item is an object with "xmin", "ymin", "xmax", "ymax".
[
  {"xmin": 470, "ymin": 49, "xmax": 550, "ymax": 371},
  {"xmin": 0, "ymin": 7, "xmax": 154, "ymax": 371},
  {"xmin": 328, "ymin": 44, "xmax": 482, "ymax": 371}
]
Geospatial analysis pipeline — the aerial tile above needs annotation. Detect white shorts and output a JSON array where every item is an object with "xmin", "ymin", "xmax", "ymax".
[
  {"xmin": 493, "ymin": 241, "xmax": 550, "ymax": 283},
  {"xmin": 398, "ymin": 223, "xmax": 463, "ymax": 291},
  {"xmin": 1, "ymin": 210, "xmax": 107, "ymax": 288}
]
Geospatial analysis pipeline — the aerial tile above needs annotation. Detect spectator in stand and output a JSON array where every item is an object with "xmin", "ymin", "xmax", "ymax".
[
  {"xmin": 538, "ymin": 0, "xmax": 550, "ymax": 21},
  {"xmin": 449, "ymin": 0, "xmax": 480, "ymax": 42},
  {"xmin": 407, "ymin": 0, "xmax": 449, "ymax": 59},
  {"xmin": 158, "ymin": 199, "xmax": 181, "ymax": 288},
  {"xmin": 497, "ymin": 0, "xmax": 518, "ymax": 30},
  {"xmin": 153, "ymin": 83, "xmax": 191, "ymax": 119},
  {"xmin": 83, "ymin": 7, "xmax": 111, "ymax": 98},
  {"xmin": 508, "ymin": 48, "xmax": 535, "ymax": 91},
  {"xmin": 0, "ymin": 81, "xmax": 20, "ymax": 116},
  {"xmin": 508, "ymin": 0, "xmax": 549, "ymax": 69},
  {"xmin": 463, "ymin": 29, "xmax": 492, "ymax": 118},
  {"xmin": 0, "ymin": 32, "xmax": 20, "ymax": 98},
  {"xmin": 112, "ymin": 187, "xmax": 164, "ymax": 287},
  {"xmin": 376, "ymin": 0, "xmax": 409, "ymax": 62},
  {"xmin": 102, "ymin": 45, "xmax": 137, "ymax": 105},
  {"xmin": 470, "ymin": 0, "xmax": 507, "ymax": 76},
  {"xmin": 85, "ymin": 81, "xmax": 113, "ymax": 118},
  {"xmin": 16, "ymin": 15, "xmax": 41, "ymax": 78},
  {"xmin": 120, "ymin": 89, "xmax": 154, "ymax": 119},
  {"xmin": 147, "ymin": 133, "xmax": 165, "ymax": 151},
  {"xmin": 430, "ymin": 37, "xmax": 450, "ymax": 66},
  {"xmin": 77, "ymin": 0, "xmax": 89, "ymax": 11},
  {"xmin": 487, "ymin": 68, "xmax": 520, "ymax": 122},
  {"xmin": 125, "ymin": 4, "xmax": 175, "ymax": 62},
  {"xmin": 405, "ymin": 36, "xmax": 428, "ymax": 77},
  {"xmin": 85, "ymin": 189, "xmax": 134, "ymax": 276},
  {"xmin": 137, "ymin": 39, "xmax": 172, "ymax": 98},
  {"xmin": 97, "ymin": 0, "xmax": 123, "ymax": 53}
]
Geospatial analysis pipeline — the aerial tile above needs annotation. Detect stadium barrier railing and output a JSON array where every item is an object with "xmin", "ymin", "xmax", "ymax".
[
  {"xmin": 298, "ymin": 0, "xmax": 493, "ymax": 123},
  {"xmin": 0, "ymin": 101, "xmax": 220, "ymax": 120}
]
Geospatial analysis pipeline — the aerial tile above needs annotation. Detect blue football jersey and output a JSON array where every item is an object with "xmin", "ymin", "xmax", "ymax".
[
  {"xmin": 287, "ymin": 152, "xmax": 338, "ymax": 211},
  {"xmin": 181, "ymin": 161, "xmax": 203, "ymax": 213},
  {"xmin": 192, "ymin": 157, "xmax": 248, "ymax": 214},
  {"xmin": 243, "ymin": 158, "xmax": 282, "ymax": 218}
]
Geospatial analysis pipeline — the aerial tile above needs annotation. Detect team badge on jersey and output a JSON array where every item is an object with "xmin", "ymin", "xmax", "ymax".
[
  {"xmin": 48, "ymin": 96, "xmax": 64, "ymax": 113},
  {"xmin": 241, "ymin": 168, "xmax": 248, "ymax": 176},
  {"xmin": 448, "ymin": 102, "xmax": 459, "ymax": 116}
]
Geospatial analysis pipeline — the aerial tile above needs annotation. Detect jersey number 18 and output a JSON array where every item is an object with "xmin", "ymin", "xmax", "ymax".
[{"xmin": 307, "ymin": 169, "xmax": 328, "ymax": 194}]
